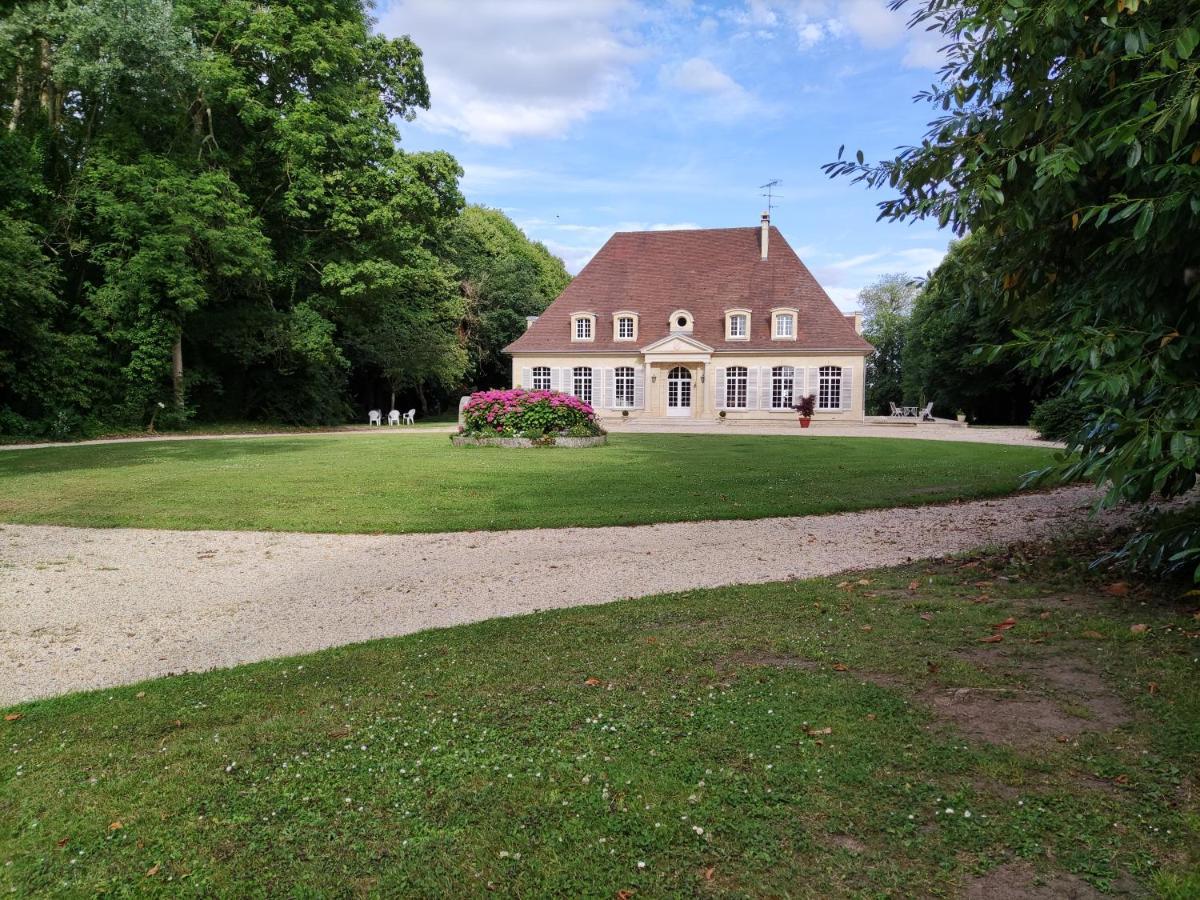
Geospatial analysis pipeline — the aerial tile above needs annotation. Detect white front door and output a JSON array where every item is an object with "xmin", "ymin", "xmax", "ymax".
[{"xmin": 666, "ymin": 366, "xmax": 692, "ymax": 416}]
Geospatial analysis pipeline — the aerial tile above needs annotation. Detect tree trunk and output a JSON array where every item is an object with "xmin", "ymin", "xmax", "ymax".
[
  {"xmin": 416, "ymin": 383, "xmax": 428, "ymax": 415},
  {"xmin": 8, "ymin": 63, "xmax": 23, "ymax": 131},
  {"xmin": 38, "ymin": 38, "xmax": 57, "ymax": 129},
  {"xmin": 172, "ymin": 332, "xmax": 184, "ymax": 410}
]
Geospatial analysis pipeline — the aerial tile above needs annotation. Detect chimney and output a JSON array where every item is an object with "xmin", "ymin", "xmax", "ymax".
[
  {"xmin": 846, "ymin": 313, "xmax": 863, "ymax": 335},
  {"xmin": 525, "ymin": 315, "xmax": 539, "ymax": 331},
  {"xmin": 760, "ymin": 211, "xmax": 770, "ymax": 260}
]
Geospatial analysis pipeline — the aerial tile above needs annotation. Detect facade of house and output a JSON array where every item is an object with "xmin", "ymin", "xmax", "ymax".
[{"xmin": 504, "ymin": 215, "xmax": 873, "ymax": 422}]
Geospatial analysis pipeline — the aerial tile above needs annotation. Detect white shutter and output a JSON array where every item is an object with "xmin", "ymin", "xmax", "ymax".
[
  {"xmin": 808, "ymin": 367, "xmax": 820, "ymax": 408},
  {"xmin": 840, "ymin": 366, "xmax": 853, "ymax": 411},
  {"xmin": 796, "ymin": 366, "xmax": 805, "ymax": 398},
  {"xmin": 550, "ymin": 367, "xmax": 561, "ymax": 391},
  {"xmin": 633, "ymin": 367, "xmax": 645, "ymax": 409},
  {"xmin": 520, "ymin": 367, "xmax": 531, "ymax": 389},
  {"xmin": 603, "ymin": 368, "xmax": 614, "ymax": 408},
  {"xmin": 715, "ymin": 367, "xmax": 726, "ymax": 410},
  {"xmin": 746, "ymin": 367, "xmax": 759, "ymax": 409},
  {"xmin": 759, "ymin": 366, "xmax": 772, "ymax": 410}
]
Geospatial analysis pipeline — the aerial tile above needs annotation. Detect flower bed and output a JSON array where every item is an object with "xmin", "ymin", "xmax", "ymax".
[
  {"xmin": 456, "ymin": 389, "xmax": 605, "ymax": 445},
  {"xmin": 451, "ymin": 434, "xmax": 607, "ymax": 449}
]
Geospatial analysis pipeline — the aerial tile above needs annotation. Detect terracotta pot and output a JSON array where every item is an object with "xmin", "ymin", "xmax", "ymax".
[{"xmin": 799, "ymin": 417, "xmax": 812, "ymax": 428}]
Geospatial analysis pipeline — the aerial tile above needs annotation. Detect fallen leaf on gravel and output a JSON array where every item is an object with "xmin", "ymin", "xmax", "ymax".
[
  {"xmin": 584, "ymin": 677, "xmax": 603, "ymax": 686},
  {"xmin": 616, "ymin": 890, "xmax": 635, "ymax": 900},
  {"xmin": 992, "ymin": 617, "xmax": 1018, "ymax": 631},
  {"xmin": 1056, "ymin": 735, "xmax": 1070, "ymax": 743},
  {"xmin": 1148, "ymin": 682, "xmax": 1159, "ymax": 695},
  {"xmin": 146, "ymin": 864, "xmax": 160, "ymax": 877},
  {"xmin": 109, "ymin": 821, "xmax": 123, "ymax": 832},
  {"xmin": 56, "ymin": 837, "xmax": 69, "ymax": 848},
  {"xmin": 807, "ymin": 727, "xmax": 833, "ymax": 736},
  {"xmin": 1130, "ymin": 623, "xmax": 1148, "ymax": 635},
  {"xmin": 831, "ymin": 663, "xmax": 849, "ymax": 672},
  {"xmin": 1104, "ymin": 582, "xmax": 1130, "ymax": 596},
  {"xmin": 4, "ymin": 713, "xmax": 23, "ymax": 722},
  {"xmin": 703, "ymin": 867, "xmax": 715, "ymax": 881},
  {"xmin": 1114, "ymin": 774, "xmax": 1129, "ymax": 785},
  {"xmin": 977, "ymin": 634, "xmax": 1004, "ymax": 643},
  {"xmin": 1081, "ymin": 630, "xmax": 1105, "ymax": 639},
  {"xmin": 920, "ymin": 612, "xmax": 934, "ymax": 622}
]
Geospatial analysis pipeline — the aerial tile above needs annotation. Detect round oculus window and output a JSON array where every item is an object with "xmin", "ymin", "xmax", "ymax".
[{"xmin": 676, "ymin": 316, "xmax": 688, "ymax": 327}]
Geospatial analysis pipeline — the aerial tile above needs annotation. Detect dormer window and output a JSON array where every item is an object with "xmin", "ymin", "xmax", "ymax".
[
  {"xmin": 613, "ymin": 311, "xmax": 638, "ymax": 341},
  {"xmin": 668, "ymin": 309, "xmax": 694, "ymax": 334},
  {"xmin": 725, "ymin": 308, "xmax": 751, "ymax": 341},
  {"xmin": 771, "ymin": 308, "xmax": 798, "ymax": 340},
  {"xmin": 571, "ymin": 313, "xmax": 595, "ymax": 342}
]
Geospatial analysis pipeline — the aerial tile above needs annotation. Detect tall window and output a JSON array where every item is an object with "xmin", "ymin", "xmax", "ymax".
[
  {"xmin": 575, "ymin": 317, "xmax": 592, "ymax": 340},
  {"xmin": 532, "ymin": 366, "xmax": 550, "ymax": 390},
  {"xmin": 614, "ymin": 366, "xmax": 635, "ymax": 407},
  {"xmin": 771, "ymin": 366, "xmax": 795, "ymax": 409},
  {"xmin": 818, "ymin": 365, "xmax": 842, "ymax": 410},
  {"xmin": 573, "ymin": 366, "xmax": 593, "ymax": 405},
  {"xmin": 729, "ymin": 314, "xmax": 747, "ymax": 338},
  {"xmin": 725, "ymin": 366, "xmax": 748, "ymax": 408},
  {"xmin": 617, "ymin": 317, "xmax": 635, "ymax": 339},
  {"xmin": 775, "ymin": 313, "xmax": 794, "ymax": 337}
]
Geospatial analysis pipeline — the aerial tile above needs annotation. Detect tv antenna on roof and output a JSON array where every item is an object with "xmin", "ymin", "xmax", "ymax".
[{"xmin": 759, "ymin": 179, "xmax": 782, "ymax": 214}]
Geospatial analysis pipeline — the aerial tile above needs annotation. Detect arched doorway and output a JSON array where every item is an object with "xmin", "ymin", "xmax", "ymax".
[{"xmin": 667, "ymin": 366, "xmax": 692, "ymax": 416}]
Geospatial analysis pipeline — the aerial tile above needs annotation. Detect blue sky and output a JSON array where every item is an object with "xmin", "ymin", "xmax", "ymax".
[{"xmin": 375, "ymin": 0, "xmax": 952, "ymax": 311}]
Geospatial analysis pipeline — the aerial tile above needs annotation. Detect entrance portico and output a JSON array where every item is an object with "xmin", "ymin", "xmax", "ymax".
[{"xmin": 641, "ymin": 334, "xmax": 712, "ymax": 418}]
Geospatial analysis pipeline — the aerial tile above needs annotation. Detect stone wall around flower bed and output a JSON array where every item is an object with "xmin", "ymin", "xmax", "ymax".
[{"xmin": 451, "ymin": 434, "xmax": 607, "ymax": 449}]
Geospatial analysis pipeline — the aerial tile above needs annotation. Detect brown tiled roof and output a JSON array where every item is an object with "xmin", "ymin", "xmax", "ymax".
[{"xmin": 505, "ymin": 226, "xmax": 873, "ymax": 354}]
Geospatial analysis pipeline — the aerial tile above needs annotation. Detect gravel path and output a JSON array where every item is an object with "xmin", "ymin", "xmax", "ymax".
[{"xmin": 0, "ymin": 485, "xmax": 1134, "ymax": 705}]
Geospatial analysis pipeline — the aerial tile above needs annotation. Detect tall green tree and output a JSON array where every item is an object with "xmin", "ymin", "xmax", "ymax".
[
  {"xmin": 857, "ymin": 273, "xmax": 918, "ymax": 415},
  {"xmin": 902, "ymin": 236, "xmax": 1051, "ymax": 423},
  {"xmin": 0, "ymin": 0, "xmax": 469, "ymax": 431},
  {"xmin": 447, "ymin": 205, "xmax": 571, "ymax": 390},
  {"xmin": 825, "ymin": 0, "xmax": 1200, "ymax": 576}
]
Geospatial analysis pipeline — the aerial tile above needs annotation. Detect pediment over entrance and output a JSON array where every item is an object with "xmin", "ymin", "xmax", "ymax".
[{"xmin": 640, "ymin": 333, "xmax": 714, "ymax": 356}]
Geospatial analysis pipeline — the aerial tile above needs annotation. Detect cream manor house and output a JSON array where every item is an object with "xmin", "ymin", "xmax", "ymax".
[{"xmin": 504, "ymin": 214, "xmax": 872, "ymax": 423}]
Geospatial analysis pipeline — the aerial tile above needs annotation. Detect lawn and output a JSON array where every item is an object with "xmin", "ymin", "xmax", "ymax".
[
  {"xmin": 1, "ymin": 535, "xmax": 1196, "ymax": 896},
  {"xmin": 0, "ymin": 433, "xmax": 1055, "ymax": 534}
]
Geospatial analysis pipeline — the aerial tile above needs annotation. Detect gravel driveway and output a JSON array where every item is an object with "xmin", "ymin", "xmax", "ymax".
[{"xmin": 0, "ymin": 485, "xmax": 1140, "ymax": 705}]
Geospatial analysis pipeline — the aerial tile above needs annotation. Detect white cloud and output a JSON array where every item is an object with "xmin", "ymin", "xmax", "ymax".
[
  {"xmin": 725, "ymin": 0, "xmax": 944, "ymax": 68},
  {"xmin": 813, "ymin": 244, "xmax": 949, "ymax": 310},
  {"xmin": 376, "ymin": 0, "xmax": 642, "ymax": 144},
  {"xmin": 658, "ymin": 57, "xmax": 766, "ymax": 119}
]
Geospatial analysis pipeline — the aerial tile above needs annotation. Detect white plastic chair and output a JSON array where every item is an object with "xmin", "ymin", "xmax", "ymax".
[
  {"xmin": 368, "ymin": 409, "xmax": 382, "ymax": 426},
  {"xmin": 403, "ymin": 408, "xmax": 416, "ymax": 425},
  {"xmin": 387, "ymin": 409, "xmax": 401, "ymax": 426},
  {"xmin": 919, "ymin": 402, "xmax": 934, "ymax": 422},
  {"xmin": 889, "ymin": 402, "xmax": 902, "ymax": 417}
]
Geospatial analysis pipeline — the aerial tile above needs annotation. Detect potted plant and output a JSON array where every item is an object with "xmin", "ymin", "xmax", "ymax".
[
  {"xmin": 794, "ymin": 393, "xmax": 816, "ymax": 428},
  {"xmin": 956, "ymin": 409, "xmax": 967, "ymax": 423}
]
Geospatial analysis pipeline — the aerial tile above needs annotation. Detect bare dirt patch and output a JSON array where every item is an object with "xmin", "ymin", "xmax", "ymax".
[
  {"xmin": 924, "ymin": 645, "xmax": 1130, "ymax": 751},
  {"xmin": 964, "ymin": 861, "xmax": 1139, "ymax": 899}
]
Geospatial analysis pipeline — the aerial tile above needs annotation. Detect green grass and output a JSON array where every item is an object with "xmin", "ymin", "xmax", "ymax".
[
  {"xmin": 0, "ymin": 433, "xmax": 1054, "ymax": 534},
  {"xmin": 2, "ymin": 537, "xmax": 1196, "ymax": 896}
]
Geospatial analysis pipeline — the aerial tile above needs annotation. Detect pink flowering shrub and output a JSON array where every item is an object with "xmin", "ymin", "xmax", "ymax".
[{"xmin": 461, "ymin": 389, "xmax": 602, "ymax": 438}]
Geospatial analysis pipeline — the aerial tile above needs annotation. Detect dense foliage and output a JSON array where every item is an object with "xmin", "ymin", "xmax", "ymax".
[
  {"xmin": 460, "ymin": 389, "xmax": 601, "ymax": 439},
  {"xmin": 901, "ymin": 236, "xmax": 1052, "ymax": 423},
  {"xmin": 0, "ymin": 0, "xmax": 566, "ymax": 437},
  {"xmin": 1029, "ymin": 391, "xmax": 1090, "ymax": 443},
  {"xmin": 828, "ymin": 0, "xmax": 1200, "ymax": 576}
]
